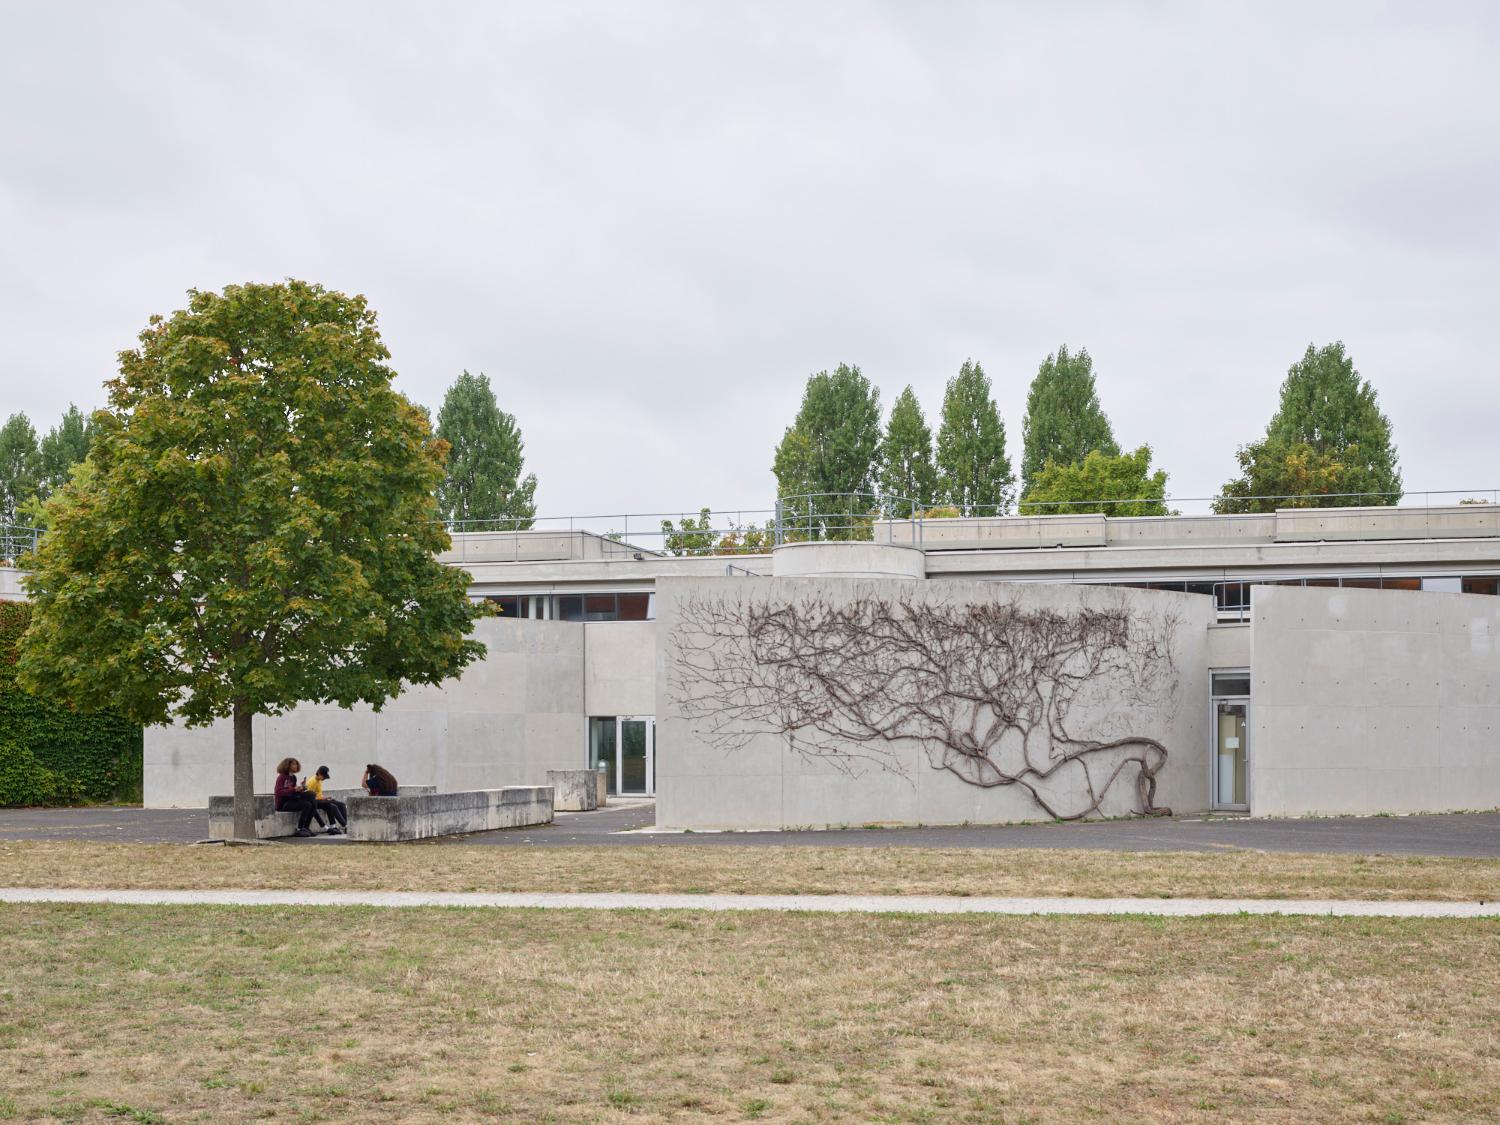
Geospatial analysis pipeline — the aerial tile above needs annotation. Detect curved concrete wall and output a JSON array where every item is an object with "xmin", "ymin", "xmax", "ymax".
[{"xmin": 771, "ymin": 541, "xmax": 926, "ymax": 580}]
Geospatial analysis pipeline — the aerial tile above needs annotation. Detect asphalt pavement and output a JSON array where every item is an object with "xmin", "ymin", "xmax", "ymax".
[{"xmin": 3, "ymin": 801, "xmax": 1500, "ymax": 857}]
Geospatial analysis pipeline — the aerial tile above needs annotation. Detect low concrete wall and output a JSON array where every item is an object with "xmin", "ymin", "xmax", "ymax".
[
  {"xmin": 771, "ymin": 541, "xmax": 926, "ymax": 579},
  {"xmin": 1252, "ymin": 584, "xmax": 1500, "ymax": 816},
  {"xmin": 208, "ymin": 786, "xmax": 436, "ymax": 839},
  {"xmin": 345, "ymin": 786, "xmax": 554, "ymax": 841},
  {"xmin": 1106, "ymin": 514, "xmax": 1275, "ymax": 547},
  {"xmin": 0, "ymin": 567, "xmax": 24, "ymax": 601},
  {"xmin": 1273, "ymin": 504, "xmax": 1500, "ymax": 543},
  {"xmin": 877, "ymin": 514, "xmax": 1106, "ymax": 551}
]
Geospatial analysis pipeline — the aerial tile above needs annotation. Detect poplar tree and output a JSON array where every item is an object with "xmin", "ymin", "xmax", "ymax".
[
  {"xmin": 771, "ymin": 363, "xmax": 881, "ymax": 538},
  {"xmin": 435, "ymin": 371, "xmax": 538, "ymax": 528},
  {"xmin": 0, "ymin": 414, "xmax": 39, "ymax": 526},
  {"xmin": 1020, "ymin": 345, "xmax": 1118, "ymax": 496},
  {"xmin": 935, "ymin": 359, "xmax": 1014, "ymax": 515},
  {"xmin": 1216, "ymin": 342, "xmax": 1401, "ymax": 512},
  {"xmin": 877, "ymin": 386, "xmax": 937, "ymax": 516},
  {"xmin": 36, "ymin": 404, "xmax": 93, "ymax": 499},
  {"xmin": 17, "ymin": 281, "xmax": 487, "ymax": 840}
]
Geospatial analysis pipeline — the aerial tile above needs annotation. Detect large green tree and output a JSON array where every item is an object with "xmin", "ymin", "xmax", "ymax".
[
  {"xmin": 1022, "ymin": 446, "xmax": 1170, "ymax": 516},
  {"xmin": 0, "ymin": 413, "xmax": 39, "ymax": 526},
  {"xmin": 771, "ymin": 363, "xmax": 881, "ymax": 539},
  {"xmin": 17, "ymin": 281, "xmax": 487, "ymax": 840},
  {"xmin": 1215, "ymin": 342, "xmax": 1401, "ymax": 513},
  {"xmin": 434, "ymin": 370, "xmax": 538, "ymax": 527},
  {"xmin": 935, "ymin": 359, "xmax": 1014, "ymax": 514},
  {"xmin": 877, "ymin": 386, "xmax": 937, "ymax": 517},
  {"xmin": 1020, "ymin": 345, "xmax": 1119, "ymax": 496}
]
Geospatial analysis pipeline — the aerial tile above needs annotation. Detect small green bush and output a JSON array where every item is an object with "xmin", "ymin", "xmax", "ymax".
[{"xmin": 0, "ymin": 601, "xmax": 142, "ymax": 807}]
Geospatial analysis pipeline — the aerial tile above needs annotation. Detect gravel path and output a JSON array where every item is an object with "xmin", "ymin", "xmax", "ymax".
[{"xmin": 3, "ymin": 887, "xmax": 1496, "ymax": 917}]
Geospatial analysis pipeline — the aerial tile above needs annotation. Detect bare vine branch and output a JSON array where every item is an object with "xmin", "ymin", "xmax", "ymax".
[{"xmin": 669, "ymin": 588, "xmax": 1180, "ymax": 820}]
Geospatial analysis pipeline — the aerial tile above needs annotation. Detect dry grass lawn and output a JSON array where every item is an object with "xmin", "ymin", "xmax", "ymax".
[
  {"xmin": 2, "ymin": 840, "xmax": 1499, "ymax": 901},
  {"xmin": 1, "ymin": 904, "xmax": 1498, "ymax": 1123}
]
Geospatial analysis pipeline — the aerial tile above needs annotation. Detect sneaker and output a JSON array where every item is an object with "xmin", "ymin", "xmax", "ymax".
[
  {"xmin": 326, "ymin": 826, "xmax": 342, "ymax": 835},
  {"xmin": 293, "ymin": 828, "xmax": 314, "ymax": 838}
]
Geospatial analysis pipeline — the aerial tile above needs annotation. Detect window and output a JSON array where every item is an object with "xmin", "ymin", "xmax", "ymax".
[
  {"xmin": 584, "ymin": 594, "xmax": 617, "ymax": 621},
  {"xmin": 618, "ymin": 593, "xmax": 651, "ymax": 620},
  {"xmin": 1215, "ymin": 583, "xmax": 1251, "ymax": 611},
  {"xmin": 486, "ymin": 595, "xmax": 521, "ymax": 618},
  {"xmin": 1211, "ymin": 671, "xmax": 1251, "ymax": 697},
  {"xmin": 1464, "ymin": 577, "xmax": 1500, "ymax": 596},
  {"xmin": 556, "ymin": 595, "xmax": 584, "ymax": 621},
  {"xmin": 1381, "ymin": 577, "xmax": 1422, "ymax": 591}
]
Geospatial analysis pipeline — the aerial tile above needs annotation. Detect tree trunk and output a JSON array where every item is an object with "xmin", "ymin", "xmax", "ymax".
[{"xmin": 232, "ymin": 699, "xmax": 255, "ymax": 841}]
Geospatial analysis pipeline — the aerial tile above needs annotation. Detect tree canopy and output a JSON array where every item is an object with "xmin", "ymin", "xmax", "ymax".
[
  {"xmin": 1020, "ymin": 345, "xmax": 1118, "ymax": 496},
  {"xmin": 877, "ymin": 386, "xmax": 937, "ymax": 517},
  {"xmin": 935, "ymin": 359, "xmax": 1014, "ymax": 514},
  {"xmin": 435, "ymin": 370, "xmax": 537, "ymax": 527},
  {"xmin": 17, "ymin": 280, "xmax": 486, "ymax": 839},
  {"xmin": 1216, "ymin": 342, "xmax": 1401, "ymax": 513},
  {"xmin": 771, "ymin": 363, "xmax": 881, "ymax": 538},
  {"xmin": 1022, "ymin": 446, "xmax": 1170, "ymax": 517}
]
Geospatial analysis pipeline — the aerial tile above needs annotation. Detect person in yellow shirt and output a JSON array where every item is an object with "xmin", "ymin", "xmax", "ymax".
[{"xmin": 307, "ymin": 766, "xmax": 347, "ymax": 835}]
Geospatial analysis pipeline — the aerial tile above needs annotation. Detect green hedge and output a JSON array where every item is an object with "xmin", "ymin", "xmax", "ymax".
[{"xmin": 0, "ymin": 601, "xmax": 143, "ymax": 806}]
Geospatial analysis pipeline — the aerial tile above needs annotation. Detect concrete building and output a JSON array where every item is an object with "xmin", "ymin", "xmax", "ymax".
[{"xmin": 9, "ymin": 503, "xmax": 1500, "ymax": 825}]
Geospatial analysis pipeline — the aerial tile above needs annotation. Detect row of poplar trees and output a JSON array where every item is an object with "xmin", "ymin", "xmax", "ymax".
[
  {"xmin": 0, "ymin": 374, "xmax": 537, "ymax": 533},
  {"xmin": 769, "ymin": 341, "xmax": 1402, "ymax": 528}
]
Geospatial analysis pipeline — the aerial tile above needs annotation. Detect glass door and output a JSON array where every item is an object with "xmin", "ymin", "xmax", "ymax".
[
  {"xmin": 1213, "ymin": 701, "xmax": 1249, "ymax": 810},
  {"xmin": 615, "ymin": 716, "xmax": 655, "ymax": 796}
]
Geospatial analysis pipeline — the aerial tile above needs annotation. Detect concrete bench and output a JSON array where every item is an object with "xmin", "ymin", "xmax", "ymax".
[
  {"xmin": 208, "ymin": 786, "xmax": 436, "ymax": 839},
  {"xmin": 345, "ymin": 786, "xmax": 554, "ymax": 842}
]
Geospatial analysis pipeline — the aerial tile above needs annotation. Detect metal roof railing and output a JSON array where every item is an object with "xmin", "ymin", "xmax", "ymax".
[{"xmin": 0, "ymin": 524, "xmax": 39, "ymax": 567}]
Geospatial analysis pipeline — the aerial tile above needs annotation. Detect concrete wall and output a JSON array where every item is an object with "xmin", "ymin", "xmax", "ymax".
[
  {"xmin": 1207, "ymin": 623, "xmax": 1251, "ymax": 670},
  {"xmin": 583, "ymin": 621, "xmax": 656, "ymax": 715},
  {"xmin": 144, "ymin": 617, "xmax": 587, "ymax": 807},
  {"xmin": 1251, "ymin": 584, "xmax": 1500, "ymax": 816},
  {"xmin": 0, "ymin": 568, "xmax": 23, "ymax": 601},
  {"xmin": 656, "ymin": 576, "xmax": 1211, "ymax": 829}
]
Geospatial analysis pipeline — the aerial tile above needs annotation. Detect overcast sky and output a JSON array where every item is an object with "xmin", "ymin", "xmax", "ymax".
[{"xmin": 3, "ymin": 2, "xmax": 1498, "ymax": 523}]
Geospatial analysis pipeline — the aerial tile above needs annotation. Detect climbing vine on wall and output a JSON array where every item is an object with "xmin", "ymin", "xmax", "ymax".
[
  {"xmin": 670, "ymin": 590, "xmax": 1179, "ymax": 820},
  {"xmin": 0, "ymin": 601, "xmax": 142, "ymax": 806}
]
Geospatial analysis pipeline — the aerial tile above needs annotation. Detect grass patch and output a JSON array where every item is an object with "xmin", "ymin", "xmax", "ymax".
[
  {"xmin": 0, "ymin": 904, "xmax": 1498, "ymax": 1122},
  {"xmin": 2, "ymin": 840, "xmax": 1499, "ymax": 901}
]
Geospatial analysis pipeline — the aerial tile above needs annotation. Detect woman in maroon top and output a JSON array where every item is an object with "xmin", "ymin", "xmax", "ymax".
[{"xmin": 273, "ymin": 758, "xmax": 321, "ymax": 837}]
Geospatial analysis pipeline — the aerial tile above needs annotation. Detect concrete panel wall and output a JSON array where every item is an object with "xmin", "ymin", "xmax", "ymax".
[
  {"xmin": 1207, "ymin": 624, "xmax": 1251, "ymax": 669},
  {"xmin": 144, "ymin": 617, "xmax": 586, "ymax": 807},
  {"xmin": 1251, "ymin": 585, "xmax": 1500, "ymax": 816},
  {"xmin": 0, "ymin": 567, "xmax": 24, "ymax": 601},
  {"xmin": 583, "ymin": 621, "xmax": 657, "ymax": 716},
  {"xmin": 656, "ymin": 576, "xmax": 1211, "ymax": 829}
]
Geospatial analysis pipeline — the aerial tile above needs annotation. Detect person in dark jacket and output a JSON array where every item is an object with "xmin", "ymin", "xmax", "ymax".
[
  {"xmin": 273, "ymin": 758, "xmax": 321, "ymax": 837},
  {"xmin": 362, "ymin": 763, "xmax": 398, "ymax": 797}
]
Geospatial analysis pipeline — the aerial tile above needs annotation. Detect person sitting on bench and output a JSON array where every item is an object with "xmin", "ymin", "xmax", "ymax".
[
  {"xmin": 362, "ymin": 763, "xmax": 399, "ymax": 797},
  {"xmin": 273, "ymin": 758, "xmax": 321, "ymax": 838},
  {"xmin": 306, "ymin": 765, "xmax": 346, "ymax": 835}
]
